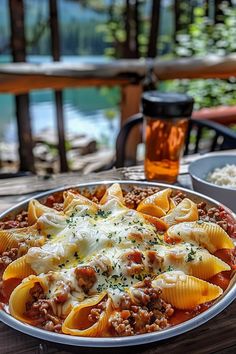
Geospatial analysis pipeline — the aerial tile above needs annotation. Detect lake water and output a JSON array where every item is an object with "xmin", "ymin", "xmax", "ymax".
[{"xmin": 0, "ymin": 55, "xmax": 120, "ymax": 147}]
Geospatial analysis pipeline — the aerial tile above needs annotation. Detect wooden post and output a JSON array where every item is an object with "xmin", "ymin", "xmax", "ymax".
[
  {"xmin": 120, "ymin": 83, "xmax": 142, "ymax": 164},
  {"xmin": 174, "ymin": 0, "xmax": 181, "ymax": 43},
  {"xmin": 49, "ymin": 0, "xmax": 68, "ymax": 172},
  {"xmin": 214, "ymin": 0, "xmax": 233, "ymax": 23},
  {"xmin": 147, "ymin": 0, "xmax": 161, "ymax": 58},
  {"xmin": 9, "ymin": 0, "xmax": 35, "ymax": 173},
  {"xmin": 124, "ymin": 0, "xmax": 140, "ymax": 58}
]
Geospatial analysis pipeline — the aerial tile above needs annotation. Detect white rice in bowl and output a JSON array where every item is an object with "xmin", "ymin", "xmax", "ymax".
[{"xmin": 207, "ymin": 164, "xmax": 236, "ymax": 188}]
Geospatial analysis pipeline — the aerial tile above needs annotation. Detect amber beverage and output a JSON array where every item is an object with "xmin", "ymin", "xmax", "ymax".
[
  {"xmin": 145, "ymin": 117, "xmax": 188, "ymax": 182},
  {"xmin": 142, "ymin": 92, "xmax": 194, "ymax": 183}
]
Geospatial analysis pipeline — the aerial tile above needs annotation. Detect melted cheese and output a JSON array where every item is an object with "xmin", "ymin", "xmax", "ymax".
[
  {"xmin": 27, "ymin": 198, "xmax": 161, "ymax": 274},
  {"xmin": 152, "ymin": 271, "xmax": 187, "ymax": 288}
]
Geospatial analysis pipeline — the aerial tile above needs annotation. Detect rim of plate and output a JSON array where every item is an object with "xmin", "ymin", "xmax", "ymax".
[{"xmin": 0, "ymin": 180, "xmax": 236, "ymax": 347}]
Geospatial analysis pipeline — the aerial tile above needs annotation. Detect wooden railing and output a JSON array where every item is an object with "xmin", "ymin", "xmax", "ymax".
[
  {"xmin": 2, "ymin": 0, "xmax": 236, "ymax": 174},
  {"xmin": 1, "ymin": 55, "xmax": 236, "ymax": 172},
  {"xmin": 153, "ymin": 54, "xmax": 236, "ymax": 79}
]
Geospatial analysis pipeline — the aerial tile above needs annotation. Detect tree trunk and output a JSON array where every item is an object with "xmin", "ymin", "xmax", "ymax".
[
  {"xmin": 9, "ymin": 0, "xmax": 26, "ymax": 61},
  {"xmin": 147, "ymin": 0, "xmax": 161, "ymax": 58},
  {"xmin": 49, "ymin": 0, "xmax": 68, "ymax": 172},
  {"xmin": 123, "ymin": 0, "xmax": 140, "ymax": 58},
  {"xmin": 124, "ymin": 0, "xmax": 131, "ymax": 58},
  {"xmin": 9, "ymin": 0, "xmax": 35, "ymax": 173},
  {"xmin": 205, "ymin": 0, "xmax": 210, "ymax": 18},
  {"xmin": 174, "ymin": 0, "xmax": 181, "ymax": 43},
  {"xmin": 133, "ymin": 0, "xmax": 140, "ymax": 58},
  {"xmin": 49, "ymin": 0, "xmax": 60, "ymax": 61},
  {"xmin": 213, "ymin": 0, "xmax": 232, "ymax": 23}
]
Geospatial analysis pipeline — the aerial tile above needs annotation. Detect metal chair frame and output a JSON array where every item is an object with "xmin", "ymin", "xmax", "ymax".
[{"xmin": 116, "ymin": 113, "xmax": 236, "ymax": 167}]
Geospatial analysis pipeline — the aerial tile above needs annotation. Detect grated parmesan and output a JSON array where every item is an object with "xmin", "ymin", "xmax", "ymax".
[{"xmin": 207, "ymin": 164, "xmax": 236, "ymax": 188}]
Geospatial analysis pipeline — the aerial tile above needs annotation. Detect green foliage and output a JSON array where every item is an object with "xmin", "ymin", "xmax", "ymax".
[
  {"xmin": 162, "ymin": 2, "xmax": 236, "ymax": 109},
  {"xmin": 175, "ymin": 3, "xmax": 236, "ymax": 57},
  {"xmin": 160, "ymin": 77, "xmax": 236, "ymax": 110}
]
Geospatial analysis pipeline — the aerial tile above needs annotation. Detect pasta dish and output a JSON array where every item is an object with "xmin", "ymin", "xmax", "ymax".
[{"xmin": 0, "ymin": 183, "xmax": 235, "ymax": 337}]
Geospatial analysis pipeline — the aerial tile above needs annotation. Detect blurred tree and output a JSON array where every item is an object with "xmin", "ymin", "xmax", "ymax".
[
  {"xmin": 8, "ymin": 0, "xmax": 35, "ymax": 172},
  {"xmin": 123, "ymin": 0, "xmax": 138, "ymax": 58},
  {"xmin": 214, "ymin": 0, "xmax": 232, "ymax": 23},
  {"xmin": 164, "ymin": 1, "xmax": 236, "ymax": 110},
  {"xmin": 103, "ymin": 0, "xmax": 141, "ymax": 58},
  {"xmin": 147, "ymin": 0, "xmax": 161, "ymax": 58}
]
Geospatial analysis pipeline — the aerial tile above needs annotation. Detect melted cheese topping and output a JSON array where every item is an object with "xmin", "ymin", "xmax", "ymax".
[
  {"xmin": 27, "ymin": 199, "xmax": 160, "ymax": 274},
  {"xmin": 152, "ymin": 271, "xmax": 187, "ymax": 288},
  {"xmin": 19, "ymin": 193, "xmax": 230, "ymax": 311}
]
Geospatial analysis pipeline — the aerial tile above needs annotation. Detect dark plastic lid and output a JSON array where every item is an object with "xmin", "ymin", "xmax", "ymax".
[{"xmin": 142, "ymin": 91, "xmax": 194, "ymax": 119}]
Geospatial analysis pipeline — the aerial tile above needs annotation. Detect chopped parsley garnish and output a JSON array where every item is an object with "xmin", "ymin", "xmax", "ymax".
[
  {"xmin": 66, "ymin": 216, "xmax": 77, "ymax": 228},
  {"xmin": 74, "ymin": 252, "xmax": 79, "ymax": 260},
  {"xmin": 97, "ymin": 284, "xmax": 104, "ymax": 292},
  {"xmin": 96, "ymin": 210, "xmax": 112, "ymax": 218},
  {"xmin": 187, "ymin": 248, "xmax": 196, "ymax": 262},
  {"xmin": 167, "ymin": 265, "xmax": 174, "ymax": 272},
  {"xmin": 148, "ymin": 240, "xmax": 160, "ymax": 246},
  {"xmin": 135, "ymin": 274, "xmax": 143, "ymax": 281}
]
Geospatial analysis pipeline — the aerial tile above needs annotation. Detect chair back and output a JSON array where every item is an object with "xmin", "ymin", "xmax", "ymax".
[{"xmin": 116, "ymin": 114, "xmax": 236, "ymax": 167}]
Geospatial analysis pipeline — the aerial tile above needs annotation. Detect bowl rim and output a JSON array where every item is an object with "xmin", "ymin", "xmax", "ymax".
[
  {"xmin": 0, "ymin": 180, "xmax": 236, "ymax": 347},
  {"xmin": 189, "ymin": 154, "xmax": 236, "ymax": 192}
]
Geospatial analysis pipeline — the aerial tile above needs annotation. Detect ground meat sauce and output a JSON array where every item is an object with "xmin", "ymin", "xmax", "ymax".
[
  {"xmin": 24, "ymin": 282, "xmax": 63, "ymax": 333},
  {"xmin": 108, "ymin": 279, "xmax": 174, "ymax": 336},
  {"xmin": 74, "ymin": 266, "xmax": 97, "ymax": 293},
  {"xmin": 87, "ymin": 299, "xmax": 107, "ymax": 324},
  {"xmin": 123, "ymin": 186, "xmax": 160, "ymax": 209},
  {"xmin": 169, "ymin": 302, "xmax": 212, "ymax": 326},
  {"xmin": 0, "ymin": 210, "xmax": 28, "ymax": 230},
  {"xmin": 197, "ymin": 202, "xmax": 236, "ymax": 238},
  {"xmin": 43, "ymin": 191, "xmax": 64, "ymax": 211},
  {"xmin": 0, "ymin": 248, "xmax": 18, "ymax": 277}
]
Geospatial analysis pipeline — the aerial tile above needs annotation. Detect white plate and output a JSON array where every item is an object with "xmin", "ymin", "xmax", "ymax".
[{"xmin": 0, "ymin": 181, "xmax": 236, "ymax": 347}]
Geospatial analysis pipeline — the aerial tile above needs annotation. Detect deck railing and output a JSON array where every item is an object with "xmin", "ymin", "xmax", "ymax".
[
  {"xmin": 1, "ymin": 0, "xmax": 236, "ymax": 173},
  {"xmin": 1, "ymin": 55, "xmax": 236, "ymax": 173}
]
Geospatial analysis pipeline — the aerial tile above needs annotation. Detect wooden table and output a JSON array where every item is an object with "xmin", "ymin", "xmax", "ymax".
[{"xmin": 0, "ymin": 164, "xmax": 235, "ymax": 354}]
